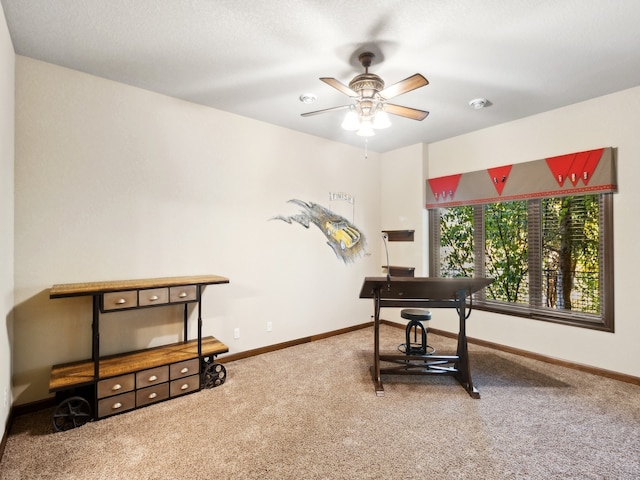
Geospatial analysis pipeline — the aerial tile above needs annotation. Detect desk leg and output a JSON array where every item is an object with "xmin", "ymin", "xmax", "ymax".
[
  {"xmin": 454, "ymin": 289, "xmax": 480, "ymax": 399},
  {"xmin": 372, "ymin": 291, "xmax": 384, "ymax": 396}
]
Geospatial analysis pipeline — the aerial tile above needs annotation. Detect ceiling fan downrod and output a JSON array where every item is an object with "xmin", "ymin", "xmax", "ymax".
[{"xmin": 349, "ymin": 52, "xmax": 385, "ymax": 100}]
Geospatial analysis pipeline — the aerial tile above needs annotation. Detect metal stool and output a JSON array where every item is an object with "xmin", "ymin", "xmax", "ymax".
[{"xmin": 401, "ymin": 308, "xmax": 432, "ymax": 355}]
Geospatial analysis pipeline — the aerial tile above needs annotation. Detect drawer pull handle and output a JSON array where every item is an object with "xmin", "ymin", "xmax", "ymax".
[
  {"xmin": 149, "ymin": 295, "xmax": 159, "ymax": 301},
  {"xmin": 180, "ymin": 383, "xmax": 189, "ymax": 390},
  {"xmin": 116, "ymin": 298, "xmax": 127, "ymax": 305},
  {"xmin": 148, "ymin": 392, "xmax": 157, "ymax": 399},
  {"xmin": 178, "ymin": 292, "xmax": 188, "ymax": 298},
  {"xmin": 148, "ymin": 375, "xmax": 158, "ymax": 382},
  {"xmin": 112, "ymin": 402, "xmax": 122, "ymax": 410},
  {"xmin": 180, "ymin": 367, "xmax": 189, "ymax": 374},
  {"xmin": 112, "ymin": 384, "xmax": 122, "ymax": 391}
]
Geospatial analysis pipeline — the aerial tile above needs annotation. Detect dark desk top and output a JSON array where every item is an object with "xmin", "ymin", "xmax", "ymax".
[{"xmin": 359, "ymin": 276, "xmax": 493, "ymax": 300}]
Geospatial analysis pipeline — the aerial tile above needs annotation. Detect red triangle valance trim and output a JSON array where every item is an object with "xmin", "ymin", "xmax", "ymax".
[
  {"xmin": 487, "ymin": 165, "xmax": 513, "ymax": 195},
  {"xmin": 545, "ymin": 148, "xmax": 604, "ymax": 187},
  {"xmin": 428, "ymin": 174, "xmax": 462, "ymax": 203},
  {"xmin": 426, "ymin": 147, "xmax": 615, "ymax": 209}
]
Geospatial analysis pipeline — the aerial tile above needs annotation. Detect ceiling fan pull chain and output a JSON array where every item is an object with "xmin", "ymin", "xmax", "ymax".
[{"xmin": 364, "ymin": 138, "xmax": 368, "ymax": 159}]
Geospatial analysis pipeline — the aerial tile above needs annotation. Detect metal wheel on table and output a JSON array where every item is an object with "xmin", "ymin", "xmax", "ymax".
[
  {"xmin": 201, "ymin": 362, "xmax": 226, "ymax": 388},
  {"xmin": 201, "ymin": 355, "xmax": 214, "ymax": 368},
  {"xmin": 52, "ymin": 396, "xmax": 92, "ymax": 432}
]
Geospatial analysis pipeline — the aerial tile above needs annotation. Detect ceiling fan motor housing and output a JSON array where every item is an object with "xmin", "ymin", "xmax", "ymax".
[
  {"xmin": 348, "ymin": 73, "xmax": 384, "ymax": 99},
  {"xmin": 350, "ymin": 52, "xmax": 384, "ymax": 101}
]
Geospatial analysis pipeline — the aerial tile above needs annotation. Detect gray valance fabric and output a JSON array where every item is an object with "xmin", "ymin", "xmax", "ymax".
[{"xmin": 426, "ymin": 147, "xmax": 617, "ymax": 208}]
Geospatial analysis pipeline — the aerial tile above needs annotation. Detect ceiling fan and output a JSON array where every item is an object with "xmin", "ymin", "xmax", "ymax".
[{"xmin": 301, "ymin": 52, "xmax": 429, "ymax": 136}]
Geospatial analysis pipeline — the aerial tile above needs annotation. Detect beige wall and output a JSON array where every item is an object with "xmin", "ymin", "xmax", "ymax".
[
  {"xmin": 13, "ymin": 56, "xmax": 382, "ymax": 405},
  {"xmin": 9, "ymin": 50, "xmax": 640, "ymax": 408},
  {"xmin": 0, "ymin": 4, "xmax": 15, "ymax": 427},
  {"xmin": 425, "ymin": 86, "xmax": 640, "ymax": 377}
]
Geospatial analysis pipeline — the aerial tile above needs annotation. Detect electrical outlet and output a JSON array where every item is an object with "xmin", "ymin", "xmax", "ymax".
[
  {"xmin": 233, "ymin": 328, "xmax": 240, "ymax": 339},
  {"xmin": 267, "ymin": 322, "xmax": 273, "ymax": 332}
]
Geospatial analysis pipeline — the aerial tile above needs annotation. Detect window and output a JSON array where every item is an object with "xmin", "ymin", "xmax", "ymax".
[{"xmin": 429, "ymin": 193, "xmax": 614, "ymax": 331}]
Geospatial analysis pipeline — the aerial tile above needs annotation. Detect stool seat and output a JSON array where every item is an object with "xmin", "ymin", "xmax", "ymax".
[
  {"xmin": 400, "ymin": 309, "xmax": 431, "ymax": 321},
  {"xmin": 401, "ymin": 309, "xmax": 433, "ymax": 356}
]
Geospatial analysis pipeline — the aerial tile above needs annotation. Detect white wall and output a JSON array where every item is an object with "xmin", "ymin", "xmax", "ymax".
[
  {"xmin": 13, "ymin": 56, "xmax": 382, "ymax": 405},
  {"xmin": 10, "ymin": 52, "xmax": 640, "ymax": 407},
  {"xmin": 0, "ymin": 4, "xmax": 15, "ymax": 429},
  {"xmin": 426, "ymin": 86, "xmax": 640, "ymax": 377}
]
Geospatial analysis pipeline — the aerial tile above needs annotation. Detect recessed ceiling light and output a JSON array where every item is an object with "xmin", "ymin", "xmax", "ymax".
[
  {"xmin": 299, "ymin": 93, "xmax": 317, "ymax": 104},
  {"xmin": 469, "ymin": 98, "xmax": 488, "ymax": 109}
]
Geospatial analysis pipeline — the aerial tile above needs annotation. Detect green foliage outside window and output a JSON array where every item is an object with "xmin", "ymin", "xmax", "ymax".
[
  {"xmin": 439, "ymin": 206, "xmax": 474, "ymax": 277},
  {"xmin": 485, "ymin": 202, "xmax": 529, "ymax": 304},
  {"xmin": 542, "ymin": 196, "xmax": 600, "ymax": 313},
  {"xmin": 437, "ymin": 194, "xmax": 602, "ymax": 318}
]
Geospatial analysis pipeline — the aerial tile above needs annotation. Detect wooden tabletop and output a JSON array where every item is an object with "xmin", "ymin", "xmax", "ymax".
[{"xmin": 50, "ymin": 275, "xmax": 229, "ymax": 298}]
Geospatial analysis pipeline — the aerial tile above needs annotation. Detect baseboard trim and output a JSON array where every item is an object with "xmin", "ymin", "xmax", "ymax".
[
  {"xmin": 218, "ymin": 322, "xmax": 373, "ymax": 363},
  {"xmin": 380, "ymin": 320, "xmax": 640, "ymax": 387},
  {"xmin": 11, "ymin": 397, "xmax": 57, "ymax": 417}
]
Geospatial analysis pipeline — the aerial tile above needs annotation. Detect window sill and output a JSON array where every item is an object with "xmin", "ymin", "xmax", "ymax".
[{"xmin": 472, "ymin": 301, "xmax": 613, "ymax": 332}]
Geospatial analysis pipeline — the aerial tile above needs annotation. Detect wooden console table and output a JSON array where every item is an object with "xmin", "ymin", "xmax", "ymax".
[
  {"xmin": 48, "ymin": 275, "xmax": 229, "ymax": 431},
  {"xmin": 359, "ymin": 276, "xmax": 493, "ymax": 398}
]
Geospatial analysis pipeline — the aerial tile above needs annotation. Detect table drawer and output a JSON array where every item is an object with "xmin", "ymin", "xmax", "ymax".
[
  {"xmin": 98, "ymin": 391, "xmax": 136, "ymax": 418},
  {"xmin": 97, "ymin": 374, "xmax": 135, "ymax": 399},
  {"xmin": 170, "ymin": 285, "xmax": 197, "ymax": 303},
  {"xmin": 138, "ymin": 287, "xmax": 169, "ymax": 307},
  {"xmin": 170, "ymin": 375, "xmax": 200, "ymax": 397},
  {"xmin": 136, "ymin": 383, "xmax": 169, "ymax": 407},
  {"xmin": 102, "ymin": 290, "xmax": 138, "ymax": 311},
  {"xmin": 136, "ymin": 365, "xmax": 169, "ymax": 388},
  {"xmin": 170, "ymin": 358, "xmax": 199, "ymax": 380}
]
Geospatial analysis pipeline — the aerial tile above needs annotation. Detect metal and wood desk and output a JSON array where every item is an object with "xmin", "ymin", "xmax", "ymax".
[{"xmin": 359, "ymin": 276, "xmax": 493, "ymax": 398}]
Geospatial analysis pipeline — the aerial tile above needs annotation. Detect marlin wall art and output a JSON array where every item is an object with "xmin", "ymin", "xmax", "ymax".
[{"xmin": 272, "ymin": 199, "xmax": 367, "ymax": 264}]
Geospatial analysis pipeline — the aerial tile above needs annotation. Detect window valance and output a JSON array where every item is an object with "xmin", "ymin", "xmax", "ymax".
[{"xmin": 426, "ymin": 147, "xmax": 617, "ymax": 209}]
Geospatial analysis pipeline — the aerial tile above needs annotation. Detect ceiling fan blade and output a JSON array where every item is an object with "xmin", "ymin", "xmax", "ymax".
[
  {"xmin": 378, "ymin": 74, "xmax": 429, "ymax": 100},
  {"xmin": 320, "ymin": 77, "xmax": 358, "ymax": 97},
  {"xmin": 301, "ymin": 105, "xmax": 351, "ymax": 117},
  {"xmin": 384, "ymin": 103, "xmax": 429, "ymax": 121}
]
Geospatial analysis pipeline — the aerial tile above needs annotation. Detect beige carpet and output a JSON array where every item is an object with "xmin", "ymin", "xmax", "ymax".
[{"xmin": 2, "ymin": 325, "xmax": 639, "ymax": 479}]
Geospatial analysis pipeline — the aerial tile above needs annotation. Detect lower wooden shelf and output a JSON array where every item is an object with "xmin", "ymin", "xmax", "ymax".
[{"xmin": 49, "ymin": 336, "xmax": 228, "ymax": 393}]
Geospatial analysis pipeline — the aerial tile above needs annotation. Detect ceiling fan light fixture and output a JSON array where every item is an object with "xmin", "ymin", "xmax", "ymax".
[
  {"xmin": 372, "ymin": 110, "xmax": 391, "ymax": 129},
  {"xmin": 341, "ymin": 109, "xmax": 360, "ymax": 131},
  {"xmin": 356, "ymin": 120, "xmax": 375, "ymax": 137}
]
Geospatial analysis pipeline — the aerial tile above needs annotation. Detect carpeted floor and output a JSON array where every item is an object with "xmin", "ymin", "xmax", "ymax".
[{"xmin": 2, "ymin": 325, "xmax": 639, "ymax": 479}]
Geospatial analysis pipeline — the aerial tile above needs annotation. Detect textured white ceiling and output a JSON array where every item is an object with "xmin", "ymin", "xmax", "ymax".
[{"xmin": 3, "ymin": 0, "xmax": 640, "ymax": 152}]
